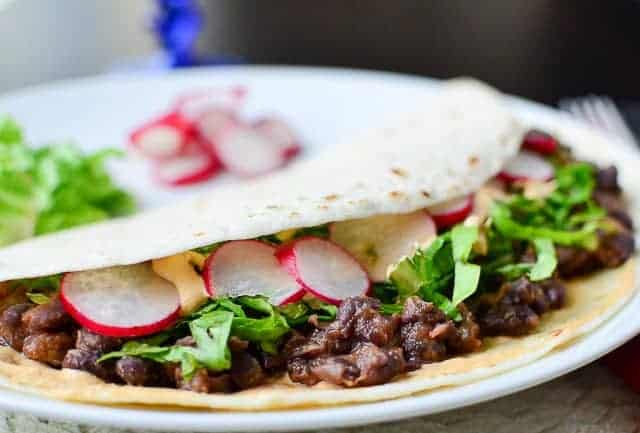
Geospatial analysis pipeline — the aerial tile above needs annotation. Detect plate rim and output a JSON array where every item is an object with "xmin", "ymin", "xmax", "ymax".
[{"xmin": 0, "ymin": 65, "xmax": 638, "ymax": 432}]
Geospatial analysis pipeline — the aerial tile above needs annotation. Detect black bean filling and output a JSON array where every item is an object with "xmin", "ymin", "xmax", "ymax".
[{"xmin": 0, "ymin": 168, "xmax": 634, "ymax": 392}]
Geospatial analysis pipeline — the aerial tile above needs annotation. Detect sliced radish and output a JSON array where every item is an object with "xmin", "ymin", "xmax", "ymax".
[
  {"xmin": 203, "ymin": 240, "xmax": 304, "ymax": 305},
  {"xmin": 196, "ymin": 107, "xmax": 241, "ymax": 153},
  {"xmin": 497, "ymin": 150, "xmax": 555, "ymax": 183},
  {"xmin": 253, "ymin": 117, "xmax": 301, "ymax": 160},
  {"xmin": 428, "ymin": 195, "xmax": 474, "ymax": 229},
  {"xmin": 522, "ymin": 129, "xmax": 558, "ymax": 155},
  {"xmin": 60, "ymin": 263, "xmax": 180, "ymax": 338},
  {"xmin": 275, "ymin": 237, "xmax": 371, "ymax": 305},
  {"xmin": 329, "ymin": 211, "xmax": 437, "ymax": 282},
  {"xmin": 213, "ymin": 125, "xmax": 288, "ymax": 177},
  {"xmin": 129, "ymin": 112, "xmax": 194, "ymax": 160},
  {"xmin": 154, "ymin": 143, "xmax": 222, "ymax": 186},
  {"xmin": 175, "ymin": 86, "xmax": 246, "ymax": 120}
]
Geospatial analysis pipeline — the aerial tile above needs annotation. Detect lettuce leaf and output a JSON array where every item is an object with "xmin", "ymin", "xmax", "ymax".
[
  {"xmin": 99, "ymin": 296, "xmax": 296, "ymax": 378},
  {"xmin": 389, "ymin": 225, "xmax": 480, "ymax": 320},
  {"xmin": 0, "ymin": 117, "xmax": 136, "ymax": 245}
]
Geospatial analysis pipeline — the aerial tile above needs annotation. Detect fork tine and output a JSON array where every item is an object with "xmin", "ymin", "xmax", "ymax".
[
  {"xmin": 559, "ymin": 96, "xmax": 639, "ymax": 148},
  {"xmin": 581, "ymin": 96, "xmax": 608, "ymax": 131},
  {"xmin": 594, "ymin": 96, "xmax": 639, "ymax": 147}
]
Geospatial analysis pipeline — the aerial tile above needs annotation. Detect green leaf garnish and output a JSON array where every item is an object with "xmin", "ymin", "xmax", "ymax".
[
  {"xmin": 0, "ymin": 117, "xmax": 136, "ymax": 245},
  {"xmin": 529, "ymin": 238, "xmax": 557, "ymax": 281}
]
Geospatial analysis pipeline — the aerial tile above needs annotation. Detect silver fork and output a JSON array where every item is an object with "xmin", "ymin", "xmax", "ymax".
[{"xmin": 558, "ymin": 95, "xmax": 639, "ymax": 149}]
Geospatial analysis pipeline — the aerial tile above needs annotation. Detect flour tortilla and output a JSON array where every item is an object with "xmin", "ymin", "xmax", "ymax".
[
  {"xmin": 0, "ymin": 261, "xmax": 633, "ymax": 410},
  {"xmin": 0, "ymin": 78, "xmax": 636, "ymax": 411},
  {"xmin": 0, "ymin": 79, "xmax": 522, "ymax": 281}
]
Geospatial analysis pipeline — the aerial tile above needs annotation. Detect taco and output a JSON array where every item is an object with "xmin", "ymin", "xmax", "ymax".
[{"xmin": 0, "ymin": 79, "xmax": 634, "ymax": 410}]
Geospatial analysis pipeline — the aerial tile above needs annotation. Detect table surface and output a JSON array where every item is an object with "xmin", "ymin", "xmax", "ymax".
[{"xmin": 1, "ymin": 363, "xmax": 637, "ymax": 433}]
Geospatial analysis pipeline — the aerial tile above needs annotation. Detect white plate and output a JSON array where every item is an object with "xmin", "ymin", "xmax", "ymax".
[{"xmin": 0, "ymin": 66, "xmax": 638, "ymax": 432}]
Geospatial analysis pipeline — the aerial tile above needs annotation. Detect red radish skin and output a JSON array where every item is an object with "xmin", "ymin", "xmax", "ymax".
[
  {"xmin": 154, "ymin": 144, "xmax": 222, "ymax": 187},
  {"xmin": 276, "ymin": 237, "xmax": 371, "ymax": 305},
  {"xmin": 203, "ymin": 240, "xmax": 304, "ymax": 305},
  {"xmin": 253, "ymin": 117, "xmax": 301, "ymax": 160},
  {"xmin": 129, "ymin": 112, "xmax": 195, "ymax": 160},
  {"xmin": 60, "ymin": 264, "xmax": 181, "ymax": 338},
  {"xmin": 428, "ymin": 195, "xmax": 474, "ymax": 229},
  {"xmin": 522, "ymin": 130, "xmax": 558, "ymax": 155},
  {"xmin": 497, "ymin": 151, "xmax": 555, "ymax": 183}
]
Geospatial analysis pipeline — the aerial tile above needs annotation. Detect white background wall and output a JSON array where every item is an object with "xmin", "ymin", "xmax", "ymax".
[{"xmin": 0, "ymin": 0, "xmax": 156, "ymax": 93}]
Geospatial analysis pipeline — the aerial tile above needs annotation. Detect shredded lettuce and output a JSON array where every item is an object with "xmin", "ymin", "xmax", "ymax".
[
  {"xmin": 491, "ymin": 163, "xmax": 603, "ymax": 250},
  {"xmin": 491, "ymin": 203, "xmax": 598, "ymax": 249},
  {"xmin": 279, "ymin": 298, "xmax": 337, "ymax": 326},
  {"xmin": 100, "ymin": 310, "xmax": 234, "ymax": 379},
  {"xmin": 389, "ymin": 225, "xmax": 480, "ymax": 320},
  {"xmin": 0, "ymin": 117, "xmax": 136, "ymax": 245},
  {"xmin": 99, "ymin": 296, "xmax": 303, "ymax": 378},
  {"xmin": 529, "ymin": 238, "xmax": 557, "ymax": 281}
]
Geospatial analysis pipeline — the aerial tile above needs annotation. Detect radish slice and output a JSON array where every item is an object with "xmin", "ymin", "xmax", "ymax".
[
  {"xmin": 497, "ymin": 150, "xmax": 555, "ymax": 183},
  {"xmin": 253, "ymin": 117, "xmax": 301, "ymax": 160},
  {"xmin": 196, "ymin": 108, "xmax": 241, "ymax": 153},
  {"xmin": 428, "ymin": 195, "xmax": 474, "ymax": 229},
  {"xmin": 129, "ymin": 112, "xmax": 194, "ymax": 160},
  {"xmin": 203, "ymin": 240, "xmax": 304, "ymax": 305},
  {"xmin": 60, "ymin": 263, "xmax": 181, "ymax": 338},
  {"xmin": 175, "ymin": 86, "xmax": 246, "ymax": 120},
  {"xmin": 329, "ymin": 211, "xmax": 437, "ymax": 282},
  {"xmin": 213, "ymin": 125, "xmax": 287, "ymax": 177},
  {"xmin": 522, "ymin": 130, "xmax": 558, "ymax": 155},
  {"xmin": 154, "ymin": 144, "xmax": 222, "ymax": 186},
  {"xmin": 275, "ymin": 237, "xmax": 370, "ymax": 305}
]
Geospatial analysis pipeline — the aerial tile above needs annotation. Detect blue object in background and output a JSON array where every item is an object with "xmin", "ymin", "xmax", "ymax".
[{"xmin": 153, "ymin": 0, "xmax": 241, "ymax": 68}]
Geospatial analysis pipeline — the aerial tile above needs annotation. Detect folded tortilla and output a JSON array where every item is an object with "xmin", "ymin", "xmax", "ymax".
[
  {"xmin": 0, "ymin": 79, "xmax": 522, "ymax": 281},
  {"xmin": 0, "ymin": 78, "xmax": 635, "ymax": 410}
]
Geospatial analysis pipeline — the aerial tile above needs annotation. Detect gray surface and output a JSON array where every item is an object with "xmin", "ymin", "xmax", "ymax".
[{"xmin": 0, "ymin": 363, "xmax": 637, "ymax": 433}]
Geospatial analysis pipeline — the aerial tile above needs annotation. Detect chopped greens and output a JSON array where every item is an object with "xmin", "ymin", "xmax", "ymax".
[
  {"xmin": 25, "ymin": 292, "xmax": 51, "ymax": 305},
  {"xmin": 279, "ymin": 298, "xmax": 337, "ymax": 326},
  {"xmin": 389, "ymin": 225, "xmax": 480, "ymax": 320},
  {"xmin": 529, "ymin": 238, "xmax": 557, "ymax": 281},
  {"xmin": 0, "ymin": 117, "xmax": 136, "ymax": 245},
  {"xmin": 99, "ymin": 296, "xmax": 337, "ymax": 378},
  {"xmin": 100, "ymin": 310, "xmax": 234, "ymax": 379},
  {"xmin": 491, "ymin": 163, "xmax": 603, "ymax": 250},
  {"xmin": 11, "ymin": 274, "xmax": 62, "ymax": 305}
]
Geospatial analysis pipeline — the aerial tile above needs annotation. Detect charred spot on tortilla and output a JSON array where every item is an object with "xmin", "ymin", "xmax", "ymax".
[
  {"xmin": 389, "ymin": 191, "xmax": 404, "ymax": 199},
  {"xmin": 421, "ymin": 190, "xmax": 431, "ymax": 198},
  {"xmin": 391, "ymin": 168, "xmax": 408, "ymax": 178},
  {"xmin": 324, "ymin": 194, "xmax": 340, "ymax": 201},
  {"xmin": 468, "ymin": 156, "xmax": 479, "ymax": 166}
]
